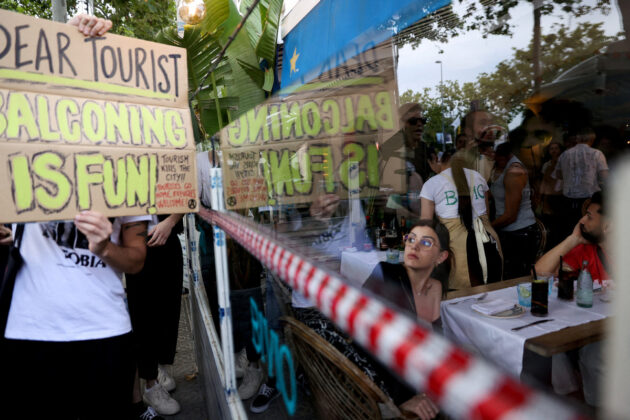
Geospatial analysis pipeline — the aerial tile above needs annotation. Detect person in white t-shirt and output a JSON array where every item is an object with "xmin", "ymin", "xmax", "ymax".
[
  {"xmin": 1, "ymin": 14, "xmax": 153, "ymax": 420},
  {"xmin": 420, "ymin": 151, "xmax": 502, "ymax": 289}
]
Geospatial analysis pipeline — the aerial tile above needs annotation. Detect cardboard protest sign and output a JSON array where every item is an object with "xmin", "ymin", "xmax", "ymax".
[
  {"xmin": 219, "ymin": 42, "xmax": 404, "ymax": 210},
  {"xmin": 0, "ymin": 9, "xmax": 198, "ymax": 223}
]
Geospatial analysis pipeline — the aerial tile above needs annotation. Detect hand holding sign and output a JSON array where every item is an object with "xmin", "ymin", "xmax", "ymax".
[
  {"xmin": 74, "ymin": 210, "xmax": 113, "ymax": 257},
  {"xmin": 68, "ymin": 13, "xmax": 112, "ymax": 37}
]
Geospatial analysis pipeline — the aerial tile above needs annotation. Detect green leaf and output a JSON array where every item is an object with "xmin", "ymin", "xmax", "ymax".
[
  {"xmin": 255, "ymin": 0, "xmax": 283, "ymax": 67},
  {"xmin": 240, "ymin": 0, "xmax": 263, "ymax": 50},
  {"xmin": 262, "ymin": 67, "xmax": 274, "ymax": 92},
  {"xmin": 236, "ymin": 58, "xmax": 265, "ymax": 88},
  {"xmin": 201, "ymin": 0, "xmax": 231, "ymax": 35}
]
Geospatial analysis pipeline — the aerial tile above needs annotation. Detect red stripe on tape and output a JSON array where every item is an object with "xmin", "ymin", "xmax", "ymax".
[
  {"xmin": 347, "ymin": 295, "xmax": 368, "ymax": 336},
  {"xmin": 284, "ymin": 254, "xmax": 295, "ymax": 287},
  {"xmin": 368, "ymin": 308, "xmax": 395, "ymax": 351},
  {"xmin": 316, "ymin": 275, "xmax": 331, "ymax": 309},
  {"xmin": 470, "ymin": 378, "xmax": 531, "ymax": 420},
  {"xmin": 269, "ymin": 245, "xmax": 278, "ymax": 268},
  {"xmin": 427, "ymin": 347, "xmax": 471, "ymax": 399},
  {"xmin": 302, "ymin": 266, "xmax": 317, "ymax": 298},
  {"xmin": 330, "ymin": 284, "xmax": 348, "ymax": 320},
  {"xmin": 393, "ymin": 326, "xmax": 429, "ymax": 374}
]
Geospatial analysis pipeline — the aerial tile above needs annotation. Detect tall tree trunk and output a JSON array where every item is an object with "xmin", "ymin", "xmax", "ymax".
[
  {"xmin": 532, "ymin": 0, "xmax": 542, "ymax": 92},
  {"xmin": 52, "ymin": 0, "xmax": 67, "ymax": 22}
]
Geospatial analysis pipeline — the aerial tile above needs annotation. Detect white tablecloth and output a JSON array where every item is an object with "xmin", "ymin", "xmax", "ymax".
[
  {"xmin": 340, "ymin": 250, "xmax": 403, "ymax": 287},
  {"xmin": 440, "ymin": 286, "xmax": 612, "ymax": 378}
]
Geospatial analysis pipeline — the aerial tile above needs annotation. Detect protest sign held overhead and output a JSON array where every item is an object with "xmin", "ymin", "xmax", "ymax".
[
  {"xmin": 219, "ymin": 41, "xmax": 405, "ymax": 210},
  {"xmin": 0, "ymin": 9, "xmax": 198, "ymax": 223}
]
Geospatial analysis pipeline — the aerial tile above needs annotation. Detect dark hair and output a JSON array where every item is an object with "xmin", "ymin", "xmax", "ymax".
[
  {"xmin": 450, "ymin": 153, "xmax": 473, "ymax": 231},
  {"xmin": 409, "ymin": 219, "xmax": 453, "ymax": 296},
  {"xmin": 589, "ymin": 191, "xmax": 604, "ymax": 215},
  {"xmin": 494, "ymin": 141, "xmax": 513, "ymax": 158}
]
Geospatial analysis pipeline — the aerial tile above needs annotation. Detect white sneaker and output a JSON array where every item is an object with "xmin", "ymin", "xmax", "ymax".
[
  {"xmin": 238, "ymin": 364, "xmax": 264, "ymax": 400},
  {"xmin": 234, "ymin": 349, "xmax": 248, "ymax": 379},
  {"xmin": 143, "ymin": 383, "xmax": 181, "ymax": 415},
  {"xmin": 157, "ymin": 364, "xmax": 176, "ymax": 392}
]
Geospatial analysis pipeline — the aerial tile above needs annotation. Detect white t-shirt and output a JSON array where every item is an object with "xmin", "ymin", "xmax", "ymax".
[
  {"xmin": 6, "ymin": 215, "xmax": 151, "ymax": 341},
  {"xmin": 420, "ymin": 168, "xmax": 489, "ymax": 219}
]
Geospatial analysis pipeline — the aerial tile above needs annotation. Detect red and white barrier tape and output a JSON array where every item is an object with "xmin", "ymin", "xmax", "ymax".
[{"xmin": 200, "ymin": 208, "xmax": 587, "ymax": 420}]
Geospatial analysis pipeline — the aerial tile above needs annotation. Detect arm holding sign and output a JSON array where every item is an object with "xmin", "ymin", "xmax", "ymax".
[
  {"xmin": 147, "ymin": 214, "xmax": 185, "ymax": 247},
  {"xmin": 74, "ymin": 211, "xmax": 148, "ymax": 274}
]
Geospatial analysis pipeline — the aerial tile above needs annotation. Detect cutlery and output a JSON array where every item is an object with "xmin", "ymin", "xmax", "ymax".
[
  {"xmin": 491, "ymin": 304, "xmax": 521, "ymax": 317},
  {"xmin": 511, "ymin": 319, "xmax": 554, "ymax": 331},
  {"xmin": 448, "ymin": 292, "xmax": 488, "ymax": 305}
]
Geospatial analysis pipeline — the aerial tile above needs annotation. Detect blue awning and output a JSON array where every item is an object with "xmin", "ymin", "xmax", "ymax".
[{"xmin": 280, "ymin": 0, "xmax": 450, "ymax": 89}]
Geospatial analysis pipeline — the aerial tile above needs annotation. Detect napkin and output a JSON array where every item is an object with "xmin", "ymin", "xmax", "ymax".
[{"xmin": 472, "ymin": 298, "xmax": 515, "ymax": 316}]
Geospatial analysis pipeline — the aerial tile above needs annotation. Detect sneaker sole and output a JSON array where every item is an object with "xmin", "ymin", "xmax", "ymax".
[{"xmin": 250, "ymin": 392, "xmax": 281, "ymax": 414}]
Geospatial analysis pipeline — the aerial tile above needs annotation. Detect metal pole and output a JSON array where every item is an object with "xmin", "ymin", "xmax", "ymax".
[
  {"xmin": 209, "ymin": 167, "xmax": 237, "ymax": 397},
  {"xmin": 436, "ymin": 60, "xmax": 445, "ymax": 151},
  {"xmin": 52, "ymin": 0, "xmax": 67, "ymax": 22}
]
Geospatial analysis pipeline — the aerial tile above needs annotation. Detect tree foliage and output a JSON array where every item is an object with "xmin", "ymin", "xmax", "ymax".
[
  {"xmin": 397, "ymin": 0, "xmax": 612, "ymax": 49},
  {"xmin": 0, "ymin": 0, "xmax": 176, "ymax": 41},
  {"xmin": 401, "ymin": 21, "xmax": 619, "ymax": 133}
]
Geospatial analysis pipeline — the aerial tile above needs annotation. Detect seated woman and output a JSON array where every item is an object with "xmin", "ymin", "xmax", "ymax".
[
  {"xmin": 362, "ymin": 220, "xmax": 453, "ymax": 420},
  {"xmin": 364, "ymin": 220, "xmax": 451, "ymax": 326}
]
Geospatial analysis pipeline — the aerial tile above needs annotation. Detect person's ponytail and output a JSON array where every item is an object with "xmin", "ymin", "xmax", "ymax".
[{"xmin": 451, "ymin": 153, "xmax": 473, "ymax": 231}]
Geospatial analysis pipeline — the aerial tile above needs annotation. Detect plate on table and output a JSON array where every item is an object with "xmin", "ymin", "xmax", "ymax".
[{"xmin": 473, "ymin": 304, "xmax": 526, "ymax": 319}]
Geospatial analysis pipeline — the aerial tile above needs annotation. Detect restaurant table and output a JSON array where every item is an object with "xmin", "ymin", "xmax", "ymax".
[
  {"xmin": 441, "ymin": 277, "xmax": 611, "ymax": 379},
  {"xmin": 339, "ymin": 249, "xmax": 403, "ymax": 287}
]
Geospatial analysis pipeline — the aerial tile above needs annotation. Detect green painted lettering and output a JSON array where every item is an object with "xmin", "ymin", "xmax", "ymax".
[
  {"xmin": 164, "ymin": 110, "xmax": 186, "ymax": 147},
  {"xmin": 56, "ymin": 99, "xmax": 80, "ymax": 143},
  {"xmin": 37, "ymin": 96, "xmax": 60, "ymax": 141},
  {"xmin": 445, "ymin": 190, "xmax": 458, "ymax": 205},
  {"xmin": 228, "ymin": 115, "xmax": 248, "ymax": 146},
  {"xmin": 339, "ymin": 143, "xmax": 365, "ymax": 190},
  {"xmin": 142, "ymin": 107, "xmax": 166, "ymax": 146},
  {"xmin": 309, "ymin": 146, "xmax": 334, "ymax": 192},
  {"xmin": 75, "ymin": 153, "xmax": 105, "ymax": 210},
  {"xmin": 126, "ymin": 154, "xmax": 150, "ymax": 207},
  {"xmin": 301, "ymin": 102, "xmax": 321, "ymax": 137},
  {"xmin": 7, "ymin": 93, "xmax": 39, "ymax": 139},
  {"xmin": 367, "ymin": 144, "xmax": 379, "ymax": 187},
  {"xmin": 33, "ymin": 152, "xmax": 71, "ymax": 212},
  {"xmin": 290, "ymin": 149, "xmax": 312, "ymax": 194},
  {"xmin": 374, "ymin": 91, "xmax": 394, "ymax": 130},
  {"xmin": 322, "ymin": 99, "xmax": 340, "ymax": 136},
  {"xmin": 105, "ymin": 103, "xmax": 130, "ymax": 144},
  {"xmin": 103, "ymin": 157, "xmax": 127, "ymax": 207},
  {"xmin": 280, "ymin": 103, "xmax": 303, "ymax": 139},
  {"xmin": 9, "ymin": 154, "xmax": 34, "ymax": 212},
  {"xmin": 247, "ymin": 105, "xmax": 269, "ymax": 144},
  {"xmin": 355, "ymin": 94, "xmax": 377, "ymax": 132},
  {"xmin": 82, "ymin": 101, "xmax": 105, "ymax": 143},
  {"xmin": 268, "ymin": 149, "xmax": 294, "ymax": 197}
]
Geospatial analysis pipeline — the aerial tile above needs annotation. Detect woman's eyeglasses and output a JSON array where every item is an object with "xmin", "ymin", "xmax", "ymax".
[
  {"xmin": 404, "ymin": 234, "xmax": 436, "ymax": 249},
  {"xmin": 407, "ymin": 117, "xmax": 427, "ymax": 125}
]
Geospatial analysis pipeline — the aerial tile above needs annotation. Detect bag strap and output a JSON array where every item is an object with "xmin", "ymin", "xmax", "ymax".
[{"xmin": 13, "ymin": 224, "xmax": 25, "ymax": 250}]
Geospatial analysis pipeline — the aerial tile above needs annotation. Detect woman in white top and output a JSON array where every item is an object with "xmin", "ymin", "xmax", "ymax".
[{"xmin": 420, "ymin": 151, "xmax": 502, "ymax": 289}]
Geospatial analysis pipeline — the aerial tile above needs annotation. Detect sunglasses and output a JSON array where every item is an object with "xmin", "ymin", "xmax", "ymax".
[
  {"xmin": 407, "ymin": 117, "xmax": 427, "ymax": 125},
  {"xmin": 404, "ymin": 234, "xmax": 436, "ymax": 249}
]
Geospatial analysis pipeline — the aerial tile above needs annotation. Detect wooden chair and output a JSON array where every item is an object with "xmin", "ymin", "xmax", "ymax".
[{"xmin": 282, "ymin": 316, "xmax": 405, "ymax": 420}]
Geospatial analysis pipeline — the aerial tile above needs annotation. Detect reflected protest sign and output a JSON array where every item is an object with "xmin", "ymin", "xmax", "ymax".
[
  {"xmin": 219, "ymin": 42, "xmax": 404, "ymax": 210},
  {"xmin": 0, "ymin": 9, "xmax": 198, "ymax": 223}
]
